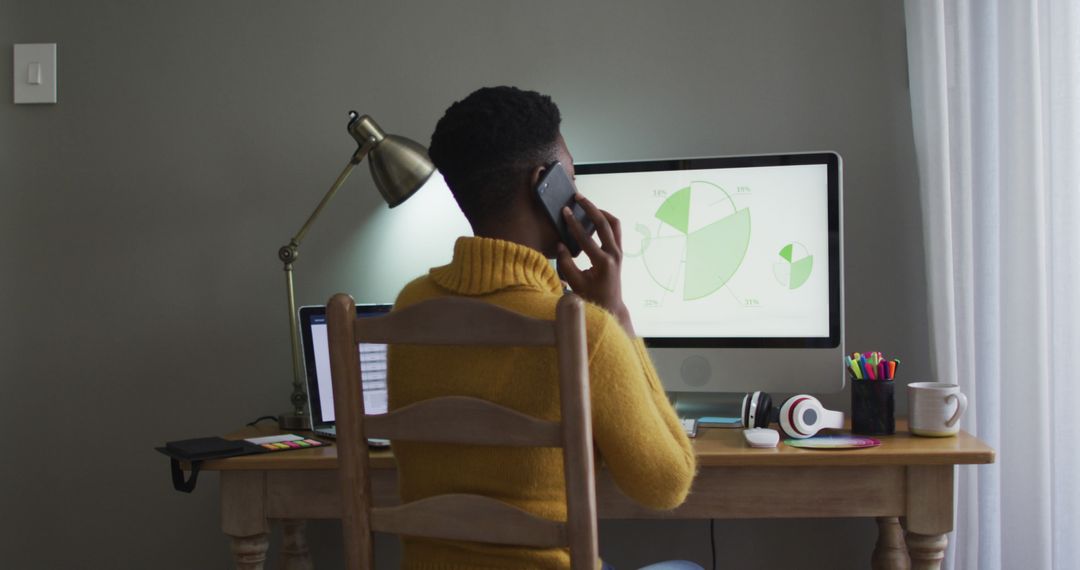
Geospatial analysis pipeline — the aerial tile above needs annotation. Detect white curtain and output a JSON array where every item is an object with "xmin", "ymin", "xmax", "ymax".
[{"xmin": 904, "ymin": 1, "xmax": 1080, "ymax": 569}]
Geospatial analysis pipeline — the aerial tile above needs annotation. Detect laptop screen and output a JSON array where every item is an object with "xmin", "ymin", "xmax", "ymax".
[{"xmin": 299, "ymin": 304, "xmax": 392, "ymax": 426}]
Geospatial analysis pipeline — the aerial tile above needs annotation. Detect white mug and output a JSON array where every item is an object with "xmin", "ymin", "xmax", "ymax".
[{"xmin": 908, "ymin": 382, "xmax": 968, "ymax": 437}]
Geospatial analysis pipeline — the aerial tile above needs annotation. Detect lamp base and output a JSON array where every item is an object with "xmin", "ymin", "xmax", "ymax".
[{"xmin": 278, "ymin": 412, "xmax": 310, "ymax": 431}]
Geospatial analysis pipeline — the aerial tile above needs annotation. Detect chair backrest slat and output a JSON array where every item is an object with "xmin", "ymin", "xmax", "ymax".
[
  {"xmin": 370, "ymin": 494, "xmax": 567, "ymax": 548},
  {"xmin": 353, "ymin": 297, "xmax": 556, "ymax": 346},
  {"xmin": 327, "ymin": 292, "xmax": 598, "ymax": 570},
  {"xmin": 365, "ymin": 396, "xmax": 562, "ymax": 446}
]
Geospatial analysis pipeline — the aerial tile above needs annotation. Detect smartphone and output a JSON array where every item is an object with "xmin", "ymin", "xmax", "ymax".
[{"xmin": 535, "ymin": 162, "xmax": 596, "ymax": 257}]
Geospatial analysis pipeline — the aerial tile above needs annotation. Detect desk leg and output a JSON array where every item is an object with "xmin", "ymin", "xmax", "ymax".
[
  {"xmin": 872, "ymin": 517, "xmax": 910, "ymax": 570},
  {"xmin": 905, "ymin": 532, "xmax": 948, "ymax": 570},
  {"xmin": 229, "ymin": 534, "xmax": 269, "ymax": 569},
  {"xmin": 281, "ymin": 519, "xmax": 314, "ymax": 570},
  {"xmin": 903, "ymin": 465, "xmax": 954, "ymax": 570},
  {"xmin": 222, "ymin": 472, "xmax": 270, "ymax": 570}
]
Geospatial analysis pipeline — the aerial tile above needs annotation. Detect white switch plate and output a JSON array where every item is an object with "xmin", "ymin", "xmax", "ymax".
[{"xmin": 14, "ymin": 43, "xmax": 57, "ymax": 104}]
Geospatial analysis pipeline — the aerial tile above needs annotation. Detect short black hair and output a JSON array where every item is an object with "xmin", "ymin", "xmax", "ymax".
[{"xmin": 429, "ymin": 86, "xmax": 562, "ymax": 225}]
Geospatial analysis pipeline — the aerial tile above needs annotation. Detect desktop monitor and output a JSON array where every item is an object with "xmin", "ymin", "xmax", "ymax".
[{"xmin": 573, "ymin": 152, "xmax": 843, "ymax": 410}]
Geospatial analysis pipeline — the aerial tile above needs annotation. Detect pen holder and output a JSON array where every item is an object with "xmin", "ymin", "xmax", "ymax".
[{"xmin": 851, "ymin": 379, "xmax": 895, "ymax": 435}]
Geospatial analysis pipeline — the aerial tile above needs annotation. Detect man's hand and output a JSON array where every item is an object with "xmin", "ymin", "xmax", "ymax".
[{"xmin": 555, "ymin": 193, "xmax": 636, "ymax": 337}]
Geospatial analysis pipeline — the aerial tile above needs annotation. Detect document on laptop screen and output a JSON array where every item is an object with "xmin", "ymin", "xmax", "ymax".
[{"xmin": 310, "ymin": 322, "xmax": 388, "ymax": 422}]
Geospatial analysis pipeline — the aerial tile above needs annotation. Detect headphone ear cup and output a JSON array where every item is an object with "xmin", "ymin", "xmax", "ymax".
[
  {"xmin": 755, "ymin": 392, "xmax": 773, "ymax": 428},
  {"xmin": 779, "ymin": 395, "xmax": 813, "ymax": 438},
  {"xmin": 779, "ymin": 395, "xmax": 845, "ymax": 438},
  {"xmin": 741, "ymin": 391, "xmax": 773, "ymax": 428}
]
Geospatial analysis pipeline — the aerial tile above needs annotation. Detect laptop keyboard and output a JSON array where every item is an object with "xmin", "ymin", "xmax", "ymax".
[{"xmin": 681, "ymin": 418, "xmax": 698, "ymax": 438}]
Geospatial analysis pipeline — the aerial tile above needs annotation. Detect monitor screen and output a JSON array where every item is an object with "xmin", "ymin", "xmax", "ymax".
[{"xmin": 574, "ymin": 152, "xmax": 844, "ymax": 398}]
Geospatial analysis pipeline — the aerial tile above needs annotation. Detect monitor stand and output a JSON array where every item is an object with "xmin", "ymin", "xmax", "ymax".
[{"xmin": 670, "ymin": 391, "xmax": 746, "ymax": 423}]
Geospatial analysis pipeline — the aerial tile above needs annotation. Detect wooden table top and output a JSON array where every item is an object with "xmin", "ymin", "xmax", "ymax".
[{"xmin": 202, "ymin": 420, "xmax": 994, "ymax": 471}]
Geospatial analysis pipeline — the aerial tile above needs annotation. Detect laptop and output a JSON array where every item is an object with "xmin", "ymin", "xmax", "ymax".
[{"xmin": 299, "ymin": 303, "xmax": 392, "ymax": 445}]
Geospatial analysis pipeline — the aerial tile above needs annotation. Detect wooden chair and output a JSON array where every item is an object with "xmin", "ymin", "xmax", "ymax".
[{"xmin": 325, "ymin": 292, "xmax": 598, "ymax": 570}]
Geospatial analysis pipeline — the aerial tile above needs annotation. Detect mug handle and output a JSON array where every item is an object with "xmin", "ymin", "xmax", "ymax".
[{"xmin": 945, "ymin": 392, "xmax": 968, "ymax": 427}]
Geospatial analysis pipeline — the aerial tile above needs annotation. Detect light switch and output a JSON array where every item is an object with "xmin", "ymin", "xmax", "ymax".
[
  {"xmin": 14, "ymin": 43, "xmax": 57, "ymax": 104},
  {"xmin": 28, "ymin": 62, "xmax": 43, "ymax": 85}
]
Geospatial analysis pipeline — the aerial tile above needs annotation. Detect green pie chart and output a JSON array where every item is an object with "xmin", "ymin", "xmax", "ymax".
[
  {"xmin": 642, "ymin": 181, "xmax": 751, "ymax": 301},
  {"xmin": 773, "ymin": 242, "xmax": 813, "ymax": 289}
]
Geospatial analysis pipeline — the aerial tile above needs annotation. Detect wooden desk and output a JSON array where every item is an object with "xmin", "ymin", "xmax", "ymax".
[{"xmin": 203, "ymin": 422, "xmax": 993, "ymax": 570}]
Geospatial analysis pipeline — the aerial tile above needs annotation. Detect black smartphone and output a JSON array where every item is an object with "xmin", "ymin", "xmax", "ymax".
[{"xmin": 535, "ymin": 162, "xmax": 596, "ymax": 257}]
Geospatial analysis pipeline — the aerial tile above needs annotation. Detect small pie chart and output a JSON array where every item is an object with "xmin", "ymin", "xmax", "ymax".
[{"xmin": 773, "ymin": 242, "xmax": 813, "ymax": 289}]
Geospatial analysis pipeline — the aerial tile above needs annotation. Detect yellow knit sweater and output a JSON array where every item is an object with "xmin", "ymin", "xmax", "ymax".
[{"xmin": 389, "ymin": 236, "xmax": 696, "ymax": 570}]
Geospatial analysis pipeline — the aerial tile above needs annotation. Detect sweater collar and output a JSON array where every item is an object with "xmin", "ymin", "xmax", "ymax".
[{"xmin": 430, "ymin": 236, "xmax": 563, "ymax": 296}]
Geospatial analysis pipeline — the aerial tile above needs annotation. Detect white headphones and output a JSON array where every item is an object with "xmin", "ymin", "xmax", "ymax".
[
  {"xmin": 778, "ymin": 395, "xmax": 844, "ymax": 439},
  {"xmin": 741, "ymin": 391, "xmax": 844, "ymax": 439}
]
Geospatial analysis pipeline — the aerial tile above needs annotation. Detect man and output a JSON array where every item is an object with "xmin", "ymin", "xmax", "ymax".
[{"xmin": 389, "ymin": 86, "xmax": 696, "ymax": 569}]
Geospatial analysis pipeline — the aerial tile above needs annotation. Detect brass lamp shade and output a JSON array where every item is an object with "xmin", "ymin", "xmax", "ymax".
[{"xmin": 348, "ymin": 113, "xmax": 435, "ymax": 207}]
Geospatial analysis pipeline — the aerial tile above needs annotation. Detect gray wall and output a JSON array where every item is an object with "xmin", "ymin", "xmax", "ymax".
[{"xmin": 1, "ymin": 1, "xmax": 925, "ymax": 568}]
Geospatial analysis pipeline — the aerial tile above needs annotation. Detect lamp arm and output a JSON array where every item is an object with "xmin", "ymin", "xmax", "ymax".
[
  {"xmin": 277, "ymin": 138, "xmax": 377, "ymax": 425},
  {"xmin": 287, "ymin": 143, "xmax": 373, "ymax": 249}
]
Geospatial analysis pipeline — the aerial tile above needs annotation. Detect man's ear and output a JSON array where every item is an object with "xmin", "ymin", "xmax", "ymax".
[{"xmin": 529, "ymin": 163, "xmax": 548, "ymax": 189}]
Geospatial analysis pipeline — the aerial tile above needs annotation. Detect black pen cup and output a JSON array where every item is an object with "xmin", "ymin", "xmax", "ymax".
[{"xmin": 851, "ymin": 379, "xmax": 895, "ymax": 435}]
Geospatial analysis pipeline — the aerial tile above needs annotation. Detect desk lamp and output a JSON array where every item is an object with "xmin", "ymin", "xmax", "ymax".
[{"xmin": 277, "ymin": 112, "xmax": 435, "ymax": 429}]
